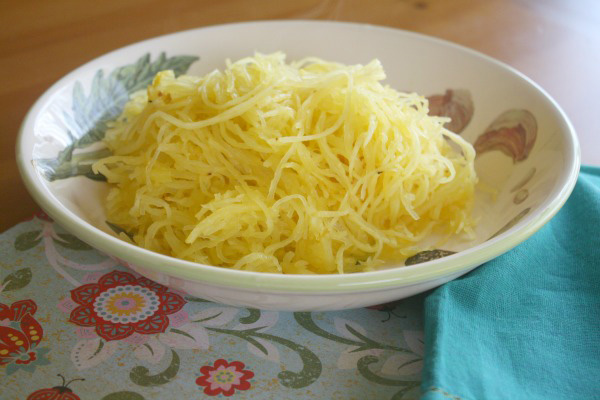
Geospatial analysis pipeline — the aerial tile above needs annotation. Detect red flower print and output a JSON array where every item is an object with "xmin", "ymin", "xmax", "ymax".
[
  {"xmin": 68, "ymin": 270, "xmax": 186, "ymax": 341},
  {"xmin": 0, "ymin": 300, "xmax": 51, "ymax": 375},
  {"xmin": 196, "ymin": 359, "xmax": 254, "ymax": 396}
]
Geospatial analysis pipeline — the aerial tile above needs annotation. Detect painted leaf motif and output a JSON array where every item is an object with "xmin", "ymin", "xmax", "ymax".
[
  {"xmin": 513, "ymin": 188, "xmax": 529, "ymax": 204},
  {"xmin": 134, "ymin": 336, "xmax": 166, "ymax": 365},
  {"xmin": 380, "ymin": 353, "xmax": 423, "ymax": 376},
  {"xmin": 489, "ymin": 207, "xmax": 531, "ymax": 239},
  {"xmin": 14, "ymin": 231, "xmax": 42, "ymax": 251},
  {"xmin": 36, "ymin": 148, "xmax": 110, "ymax": 182},
  {"xmin": 334, "ymin": 317, "xmax": 368, "ymax": 341},
  {"xmin": 55, "ymin": 233, "xmax": 92, "ymax": 250},
  {"xmin": 71, "ymin": 337, "xmax": 119, "ymax": 370},
  {"xmin": 405, "ymin": 250, "xmax": 455, "ymax": 266},
  {"xmin": 190, "ymin": 307, "xmax": 238, "ymax": 327},
  {"xmin": 337, "ymin": 346, "xmax": 382, "ymax": 370},
  {"xmin": 247, "ymin": 337, "xmax": 281, "ymax": 363},
  {"xmin": 403, "ymin": 330, "xmax": 425, "ymax": 356},
  {"xmin": 37, "ymin": 53, "xmax": 199, "ymax": 181},
  {"xmin": 158, "ymin": 325, "xmax": 209, "ymax": 349},
  {"xmin": 2, "ymin": 268, "xmax": 32, "ymax": 292},
  {"xmin": 74, "ymin": 53, "xmax": 183, "ymax": 139}
]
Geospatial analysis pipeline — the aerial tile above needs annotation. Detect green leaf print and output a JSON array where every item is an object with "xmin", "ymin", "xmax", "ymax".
[
  {"xmin": 130, "ymin": 349, "xmax": 180, "ymax": 387},
  {"xmin": 54, "ymin": 233, "xmax": 93, "ymax": 250},
  {"xmin": 1, "ymin": 268, "xmax": 32, "ymax": 292},
  {"xmin": 357, "ymin": 355, "xmax": 419, "ymax": 387},
  {"xmin": 294, "ymin": 312, "xmax": 410, "ymax": 353},
  {"xmin": 239, "ymin": 308, "xmax": 261, "ymax": 324},
  {"xmin": 14, "ymin": 230, "xmax": 42, "ymax": 251},
  {"xmin": 357, "ymin": 356, "xmax": 421, "ymax": 399},
  {"xmin": 295, "ymin": 312, "xmax": 423, "ymax": 397},
  {"xmin": 39, "ymin": 148, "xmax": 111, "ymax": 183},
  {"xmin": 37, "ymin": 52, "xmax": 199, "ymax": 181},
  {"xmin": 169, "ymin": 328, "xmax": 195, "ymax": 340},
  {"xmin": 101, "ymin": 391, "xmax": 146, "ymax": 400}
]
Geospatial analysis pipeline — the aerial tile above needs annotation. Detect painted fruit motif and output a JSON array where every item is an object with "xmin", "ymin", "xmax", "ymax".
[
  {"xmin": 426, "ymin": 89, "xmax": 474, "ymax": 134},
  {"xmin": 474, "ymin": 109, "xmax": 537, "ymax": 162}
]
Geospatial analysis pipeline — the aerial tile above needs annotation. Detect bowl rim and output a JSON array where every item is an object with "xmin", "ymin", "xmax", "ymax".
[{"xmin": 16, "ymin": 19, "xmax": 581, "ymax": 293}]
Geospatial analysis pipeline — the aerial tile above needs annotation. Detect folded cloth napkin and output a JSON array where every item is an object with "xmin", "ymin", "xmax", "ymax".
[{"xmin": 421, "ymin": 165, "xmax": 600, "ymax": 400}]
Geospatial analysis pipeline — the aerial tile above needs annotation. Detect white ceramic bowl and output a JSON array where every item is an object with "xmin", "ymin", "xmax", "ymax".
[{"xmin": 17, "ymin": 21, "xmax": 579, "ymax": 311}]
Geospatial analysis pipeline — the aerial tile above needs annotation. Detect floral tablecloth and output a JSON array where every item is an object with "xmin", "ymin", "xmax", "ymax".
[{"xmin": 1, "ymin": 213, "xmax": 425, "ymax": 399}]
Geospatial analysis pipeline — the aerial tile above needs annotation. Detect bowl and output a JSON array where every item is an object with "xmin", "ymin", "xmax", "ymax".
[{"xmin": 16, "ymin": 20, "xmax": 579, "ymax": 311}]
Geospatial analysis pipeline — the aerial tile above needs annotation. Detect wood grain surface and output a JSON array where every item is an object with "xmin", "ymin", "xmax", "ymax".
[{"xmin": 1, "ymin": 0, "xmax": 598, "ymax": 232}]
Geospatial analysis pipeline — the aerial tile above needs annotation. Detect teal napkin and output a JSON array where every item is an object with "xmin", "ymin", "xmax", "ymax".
[{"xmin": 421, "ymin": 165, "xmax": 600, "ymax": 400}]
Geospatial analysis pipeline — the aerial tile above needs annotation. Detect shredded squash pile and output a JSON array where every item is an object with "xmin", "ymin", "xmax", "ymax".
[{"xmin": 93, "ymin": 52, "xmax": 477, "ymax": 274}]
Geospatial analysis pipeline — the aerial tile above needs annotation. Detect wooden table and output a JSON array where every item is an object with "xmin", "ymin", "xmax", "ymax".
[{"xmin": 1, "ymin": 0, "xmax": 598, "ymax": 232}]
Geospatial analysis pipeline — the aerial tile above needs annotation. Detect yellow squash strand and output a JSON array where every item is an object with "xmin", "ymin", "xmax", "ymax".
[{"xmin": 93, "ymin": 52, "xmax": 477, "ymax": 274}]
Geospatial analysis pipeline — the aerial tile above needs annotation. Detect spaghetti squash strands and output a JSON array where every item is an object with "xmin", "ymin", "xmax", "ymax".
[{"xmin": 93, "ymin": 53, "xmax": 477, "ymax": 274}]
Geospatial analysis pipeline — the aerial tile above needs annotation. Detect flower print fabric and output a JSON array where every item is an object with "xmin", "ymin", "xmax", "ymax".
[
  {"xmin": 196, "ymin": 359, "xmax": 254, "ymax": 396},
  {"xmin": 68, "ymin": 270, "xmax": 186, "ymax": 341},
  {"xmin": 0, "ymin": 300, "xmax": 50, "ymax": 374}
]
